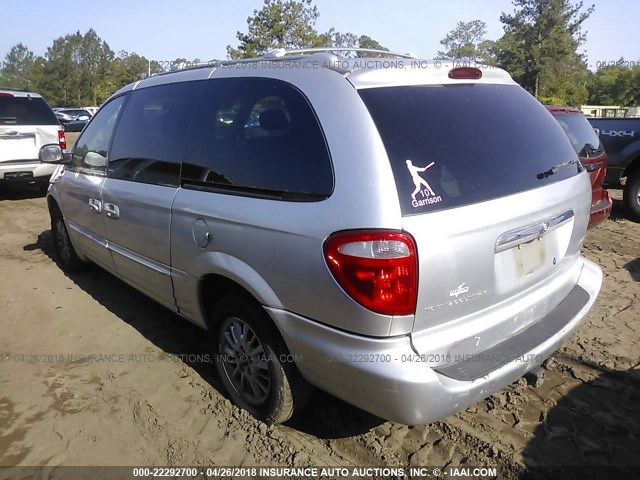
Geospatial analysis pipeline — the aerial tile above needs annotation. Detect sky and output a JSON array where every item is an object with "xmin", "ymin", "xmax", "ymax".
[{"xmin": 1, "ymin": 0, "xmax": 638, "ymax": 70}]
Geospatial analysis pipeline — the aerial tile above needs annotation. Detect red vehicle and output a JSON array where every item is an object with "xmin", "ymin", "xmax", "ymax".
[{"xmin": 546, "ymin": 106, "xmax": 612, "ymax": 229}]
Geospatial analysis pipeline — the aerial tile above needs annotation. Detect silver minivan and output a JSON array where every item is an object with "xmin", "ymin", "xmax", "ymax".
[{"xmin": 42, "ymin": 50, "xmax": 602, "ymax": 425}]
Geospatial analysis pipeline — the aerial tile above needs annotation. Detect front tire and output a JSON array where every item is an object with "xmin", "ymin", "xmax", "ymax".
[
  {"xmin": 624, "ymin": 170, "xmax": 640, "ymax": 222},
  {"xmin": 50, "ymin": 208, "xmax": 87, "ymax": 272},
  {"xmin": 212, "ymin": 295, "xmax": 305, "ymax": 424}
]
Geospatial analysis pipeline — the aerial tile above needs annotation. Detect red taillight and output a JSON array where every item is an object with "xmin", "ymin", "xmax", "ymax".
[
  {"xmin": 58, "ymin": 128, "xmax": 67, "ymax": 150},
  {"xmin": 0, "ymin": 92, "xmax": 15, "ymax": 97},
  {"xmin": 324, "ymin": 230, "xmax": 418, "ymax": 316},
  {"xmin": 448, "ymin": 67, "xmax": 482, "ymax": 80}
]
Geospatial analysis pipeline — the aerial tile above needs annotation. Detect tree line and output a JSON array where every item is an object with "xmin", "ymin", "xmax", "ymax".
[{"xmin": 0, "ymin": 0, "xmax": 638, "ymax": 108}]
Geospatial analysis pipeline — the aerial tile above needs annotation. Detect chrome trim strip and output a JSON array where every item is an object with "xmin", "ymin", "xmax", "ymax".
[
  {"xmin": 0, "ymin": 159, "xmax": 39, "ymax": 165},
  {"xmin": 67, "ymin": 220, "xmax": 170, "ymax": 276},
  {"xmin": 67, "ymin": 221, "xmax": 108, "ymax": 248},
  {"xmin": 107, "ymin": 242, "xmax": 171, "ymax": 276},
  {"xmin": 495, "ymin": 210, "xmax": 574, "ymax": 253},
  {"xmin": 0, "ymin": 132, "xmax": 36, "ymax": 140}
]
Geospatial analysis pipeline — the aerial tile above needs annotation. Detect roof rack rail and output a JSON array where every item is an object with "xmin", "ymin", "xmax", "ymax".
[
  {"xmin": 264, "ymin": 47, "xmax": 417, "ymax": 59},
  {"xmin": 148, "ymin": 47, "xmax": 418, "ymax": 78}
]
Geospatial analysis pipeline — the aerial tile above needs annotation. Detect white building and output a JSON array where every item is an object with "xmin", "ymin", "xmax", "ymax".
[{"xmin": 580, "ymin": 105, "xmax": 640, "ymax": 118}]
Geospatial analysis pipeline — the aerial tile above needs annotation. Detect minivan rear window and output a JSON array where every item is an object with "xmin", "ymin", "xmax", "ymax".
[
  {"xmin": 551, "ymin": 112, "xmax": 603, "ymax": 158},
  {"xmin": 359, "ymin": 84, "xmax": 581, "ymax": 215},
  {"xmin": 0, "ymin": 96, "xmax": 58, "ymax": 125}
]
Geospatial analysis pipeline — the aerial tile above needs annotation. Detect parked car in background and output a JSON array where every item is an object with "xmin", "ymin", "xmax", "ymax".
[
  {"xmin": 55, "ymin": 109, "xmax": 92, "ymax": 133},
  {"xmin": 547, "ymin": 106, "xmax": 612, "ymax": 228},
  {"xmin": 587, "ymin": 117, "xmax": 640, "ymax": 221},
  {"xmin": 81, "ymin": 106, "xmax": 99, "ymax": 116},
  {"xmin": 55, "ymin": 108, "xmax": 92, "ymax": 121},
  {"xmin": 41, "ymin": 51, "xmax": 602, "ymax": 425},
  {"xmin": 0, "ymin": 89, "xmax": 66, "ymax": 193},
  {"xmin": 62, "ymin": 118, "xmax": 90, "ymax": 133}
]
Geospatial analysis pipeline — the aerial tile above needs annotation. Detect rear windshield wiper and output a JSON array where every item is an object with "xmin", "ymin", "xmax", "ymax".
[
  {"xmin": 537, "ymin": 159, "xmax": 582, "ymax": 180},
  {"xmin": 577, "ymin": 143, "xmax": 603, "ymax": 159}
]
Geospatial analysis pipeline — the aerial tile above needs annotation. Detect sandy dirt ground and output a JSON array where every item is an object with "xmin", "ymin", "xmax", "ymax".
[{"xmin": 0, "ymin": 177, "xmax": 639, "ymax": 479}]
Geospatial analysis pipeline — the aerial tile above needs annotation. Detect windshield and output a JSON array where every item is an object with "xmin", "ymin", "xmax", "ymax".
[{"xmin": 359, "ymin": 84, "xmax": 581, "ymax": 215}]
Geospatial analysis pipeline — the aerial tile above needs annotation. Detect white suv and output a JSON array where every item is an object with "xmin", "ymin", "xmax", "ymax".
[{"xmin": 0, "ymin": 89, "xmax": 66, "ymax": 192}]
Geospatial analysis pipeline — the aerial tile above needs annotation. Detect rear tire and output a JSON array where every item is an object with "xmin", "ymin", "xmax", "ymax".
[
  {"xmin": 50, "ymin": 207, "xmax": 87, "ymax": 272},
  {"xmin": 623, "ymin": 170, "xmax": 640, "ymax": 222},
  {"xmin": 211, "ymin": 295, "xmax": 307, "ymax": 424}
]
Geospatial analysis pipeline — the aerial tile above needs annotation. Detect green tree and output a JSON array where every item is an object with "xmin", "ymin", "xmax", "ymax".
[
  {"xmin": 227, "ymin": 0, "xmax": 326, "ymax": 58},
  {"xmin": 0, "ymin": 43, "xmax": 36, "ymax": 89},
  {"xmin": 39, "ymin": 29, "xmax": 115, "ymax": 106},
  {"xmin": 329, "ymin": 32, "xmax": 389, "ymax": 57},
  {"xmin": 587, "ymin": 60, "xmax": 640, "ymax": 106},
  {"xmin": 112, "ymin": 51, "xmax": 161, "ymax": 89},
  {"xmin": 227, "ymin": 0, "xmax": 386, "ymax": 59},
  {"xmin": 495, "ymin": 0, "xmax": 594, "ymax": 105},
  {"xmin": 357, "ymin": 35, "xmax": 388, "ymax": 54},
  {"xmin": 437, "ymin": 20, "xmax": 494, "ymax": 62}
]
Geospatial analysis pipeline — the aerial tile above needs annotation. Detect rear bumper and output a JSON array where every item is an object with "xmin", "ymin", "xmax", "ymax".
[
  {"xmin": 0, "ymin": 161, "xmax": 56, "ymax": 181},
  {"xmin": 267, "ymin": 257, "xmax": 602, "ymax": 425},
  {"xmin": 587, "ymin": 192, "xmax": 612, "ymax": 229}
]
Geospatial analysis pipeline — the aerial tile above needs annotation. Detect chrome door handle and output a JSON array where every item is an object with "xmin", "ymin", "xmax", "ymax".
[
  {"xmin": 103, "ymin": 202, "xmax": 120, "ymax": 219},
  {"xmin": 88, "ymin": 198, "xmax": 102, "ymax": 213}
]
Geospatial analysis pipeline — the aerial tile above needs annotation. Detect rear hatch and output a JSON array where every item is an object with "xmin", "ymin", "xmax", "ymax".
[
  {"xmin": 358, "ymin": 83, "xmax": 591, "ymax": 339},
  {"xmin": 0, "ymin": 93, "xmax": 60, "ymax": 164}
]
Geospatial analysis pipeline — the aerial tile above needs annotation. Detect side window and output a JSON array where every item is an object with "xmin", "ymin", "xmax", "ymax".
[
  {"xmin": 108, "ymin": 81, "xmax": 204, "ymax": 187},
  {"xmin": 182, "ymin": 78, "xmax": 333, "ymax": 198},
  {"xmin": 70, "ymin": 96, "xmax": 125, "ymax": 174}
]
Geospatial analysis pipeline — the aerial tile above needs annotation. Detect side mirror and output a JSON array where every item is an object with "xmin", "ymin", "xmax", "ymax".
[
  {"xmin": 39, "ymin": 144, "xmax": 71, "ymax": 164},
  {"xmin": 39, "ymin": 144, "xmax": 64, "ymax": 163},
  {"xmin": 84, "ymin": 151, "xmax": 106, "ymax": 167}
]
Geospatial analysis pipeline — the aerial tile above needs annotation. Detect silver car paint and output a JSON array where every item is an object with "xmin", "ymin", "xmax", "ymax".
[
  {"xmin": 267, "ymin": 255, "xmax": 601, "ymax": 425},
  {"xmin": 101, "ymin": 179, "xmax": 178, "ymax": 311},
  {"xmin": 48, "ymin": 57, "xmax": 603, "ymax": 424},
  {"xmin": 57, "ymin": 171, "xmax": 114, "ymax": 271}
]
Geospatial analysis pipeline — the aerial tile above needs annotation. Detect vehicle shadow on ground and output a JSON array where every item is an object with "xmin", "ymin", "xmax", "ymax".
[
  {"xmin": 624, "ymin": 258, "xmax": 640, "ymax": 282},
  {"xmin": 0, "ymin": 183, "xmax": 46, "ymax": 201},
  {"xmin": 608, "ymin": 197, "xmax": 626, "ymax": 221},
  {"xmin": 24, "ymin": 229, "xmax": 383, "ymax": 439},
  {"xmin": 522, "ymin": 362, "xmax": 640, "ymax": 479}
]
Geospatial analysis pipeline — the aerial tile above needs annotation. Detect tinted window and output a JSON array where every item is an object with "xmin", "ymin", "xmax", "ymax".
[
  {"xmin": 359, "ymin": 84, "xmax": 581, "ymax": 215},
  {"xmin": 109, "ymin": 81, "xmax": 204, "ymax": 187},
  {"xmin": 182, "ymin": 78, "xmax": 333, "ymax": 199},
  {"xmin": 0, "ymin": 96, "xmax": 58, "ymax": 125},
  {"xmin": 70, "ymin": 96, "xmax": 126, "ymax": 174},
  {"xmin": 551, "ymin": 112, "xmax": 603, "ymax": 157}
]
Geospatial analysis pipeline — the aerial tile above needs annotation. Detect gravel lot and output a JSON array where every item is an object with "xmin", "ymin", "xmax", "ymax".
[{"xmin": 0, "ymin": 180, "xmax": 638, "ymax": 478}]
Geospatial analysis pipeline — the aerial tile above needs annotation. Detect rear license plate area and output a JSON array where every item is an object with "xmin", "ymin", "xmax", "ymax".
[{"xmin": 514, "ymin": 239, "xmax": 546, "ymax": 276}]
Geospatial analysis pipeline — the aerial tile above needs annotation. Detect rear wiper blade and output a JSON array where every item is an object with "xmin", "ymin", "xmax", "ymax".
[
  {"xmin": 537, "ymin": 159, "xmax": 581, "ymax": 179},
  {"xmin": 577, "ymin": 143, "xmax": 602, "ymax": 158}
]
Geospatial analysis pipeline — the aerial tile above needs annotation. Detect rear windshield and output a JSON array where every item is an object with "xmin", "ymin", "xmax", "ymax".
[
  {"xmin": 551, "ymin": 112, "xmax": 603, "ymax": 158},
  {"xmin": 359, "ymin": 84, "xmax": 581, "ymax": 215},
  {"xmin": 0, "ymin": 96, "xmax": 58, "ymax": 125}
]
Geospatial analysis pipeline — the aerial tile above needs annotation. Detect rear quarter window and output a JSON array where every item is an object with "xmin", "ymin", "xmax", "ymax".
[
  {"xmin": 359, "ymin": 84, "xmax": 581, "ymax": 215},
  {"xmin": 181, "ymin": 77, "xmax": 333, "ymax": 199}
]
